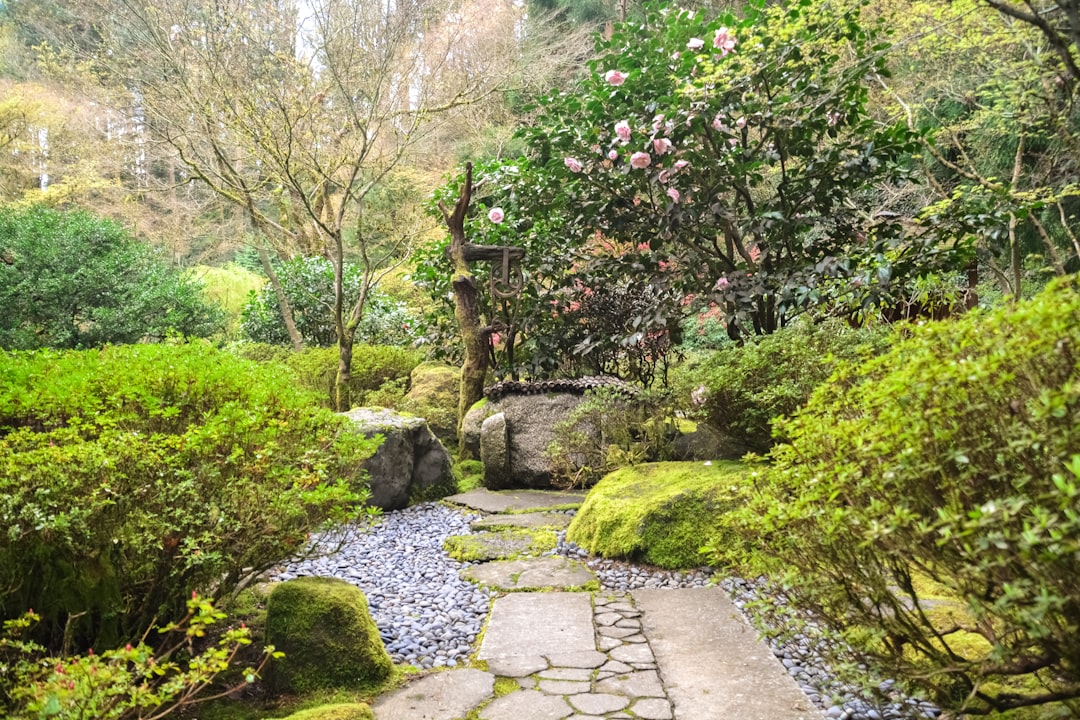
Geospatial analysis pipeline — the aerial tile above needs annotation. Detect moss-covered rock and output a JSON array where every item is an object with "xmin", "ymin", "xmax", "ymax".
[
  {"xmin": 443, "ymin": 529, "xmax": 558, "ymax": 562},
  {"xmin": 280, "ymin": 703, "xmax": 375, "ymax": 720},
  {"xmin": 265, "ymin": 577, "xmax": 392, "ymax": 694},
  {"xmin": 403, "ymin": 362, "xmax": 460, "ymax": 450},
  {"xmin": 566, "ymin": 461, "xmax": 752, "ymax": 569}
]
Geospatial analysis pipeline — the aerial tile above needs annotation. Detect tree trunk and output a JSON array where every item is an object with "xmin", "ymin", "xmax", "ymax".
[
  {"xmin": 439, "ymin": 164, "xmax": 489, "ymax": 456},
  {"xmin": 256, "ymin": 243, "xmax": 304, "ymax": 351}
]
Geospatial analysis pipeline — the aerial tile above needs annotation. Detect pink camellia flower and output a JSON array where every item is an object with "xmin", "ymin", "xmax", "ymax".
[
  {"xmin": 490, "ymin": 332, "xmax": 502, "ymax": 345},
  {"xmin": 604, "ymin": 69, "xmax": 626, "ymax": 86},
  {"xmin": 564, "ymin": 156, "xmax": 583, "ymax": 173},
  {"xmin": 652, "ymin": 114, "xmax": 665, "ymax": 132},
  {"xmin": 674, "ymin": 160, "xmax": 690, "ymax": 171},
  {"xmin": 712, "ymin": 114, "xmax": 725, "ymax": 131},
  {"xmin": 629, "ymin": 151, "xmax": 652, "ymax": 169},
  {"xmin": 658, "ymin": 169, "xmax": 671, "ymax": 183},
  {"xmin": 713, "ymin": 27, "xmax": 736, "ymax": 55},
  {"xmin": 728, "ymin": 138, "xmax": 739, "ymax": 147},
  {"xmin": 715, "ymin": 276, "xmax": 730, "ymax": 289},
  {"xmin": 735, "ymin": 116, "xmax": 746, "ymax": 129},
  {"xmin": 608, "ymin": 149, "xmax": 619, "ymax": 161},
  {"xmin": 615, "ymin": 120, "xmax": 632, "ymax": 142},
  {"xmin": 653, "ymin": 138, "xmax": 673, "ymax": 155},
  {"xmin": 488, "ymin": 207, "xmax": 504, "ymax": 223},
  {"xmin": 667, "ymin": 187, "xmax": 681, "ymax": 203},
  {"xmin": 687, "ymin": 37, "xmax": 704, "ymax": 50}
]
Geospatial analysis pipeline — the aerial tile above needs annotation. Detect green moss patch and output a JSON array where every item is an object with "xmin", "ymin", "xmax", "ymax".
[
  {"xmin": 443, "ymin": 529, "xmax": 558, "ymax": 562},
  {"xmin": 567, "ymin": 461, "xmax": 752, "ymax": 569},
  {"xmin": 280, "ymin": 703, "xmax": 374, "ymax": 720}
]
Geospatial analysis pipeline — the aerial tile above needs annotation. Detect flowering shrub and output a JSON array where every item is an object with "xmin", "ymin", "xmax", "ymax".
[
  {"xmin": 2, "ymin": 596, "xmax": 278, "ymax": 720},
  {"xmin": 509, "ymin": 0, "xmax": 966, "ymax": 339}
]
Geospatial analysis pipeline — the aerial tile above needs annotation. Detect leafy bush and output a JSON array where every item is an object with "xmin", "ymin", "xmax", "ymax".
[
  {"xmin": 546, "ymin": 387, "xmax": 679, "ymax": 487},
  {"xmin": 283, "ymin": 345, "xmax": 423, "ymax": 410},
  {"xmin": 0, "ymin": 344, "xmax": 380, "ymax": 653},
  {"xmin": 240, "ymin": 256, "xmax": 423, "ymax": 348},
  {"xmin": 681, "ymin": 318, "xmax": 890, "ymax": 453},
  {"xmin": 2, "ymin": 596, "xmax": 275, "ymax": 720},
  {"xmin": 0, "ymin": 205, "xmax": 224, "ymax": 349},
  {"xmin": 708, "ymin": 278, "xmax": 1080, "ymax": 715}
]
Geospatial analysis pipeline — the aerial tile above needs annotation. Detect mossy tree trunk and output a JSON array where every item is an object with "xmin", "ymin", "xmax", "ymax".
[{"xmin": 439, "ymin": 163, "xmax": 489, "ymax": 456}]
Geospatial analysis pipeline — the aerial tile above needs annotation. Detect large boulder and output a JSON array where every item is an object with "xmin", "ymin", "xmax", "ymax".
[
  {"xmin": 265, "ymin": 577, "xmax": 392, "ymax": 694},
  {"xmin": 401, "ymin": 362, "xmax": 460, "ymax": 450},
  {"xmin": 342, "ymin": 407, "xmax": 454, "ymax": 509},
  {"xmin": 463, "ymin": 393, "xmax": 587, "ymax": 489}
]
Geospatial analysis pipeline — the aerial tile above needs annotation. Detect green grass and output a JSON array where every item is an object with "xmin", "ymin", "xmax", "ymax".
[
  {"xmin": 566, "ymin": 460, "xmax": 754, "ymax": 569},
  {"xmin": 442, "ymin": 529, "xmax": 558, "ymax": 562}
]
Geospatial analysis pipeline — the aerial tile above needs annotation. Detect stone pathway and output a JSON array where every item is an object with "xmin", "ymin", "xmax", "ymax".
[{"xmin": 372, "ymin": 489, "xmax": 823, "ymax": 720}]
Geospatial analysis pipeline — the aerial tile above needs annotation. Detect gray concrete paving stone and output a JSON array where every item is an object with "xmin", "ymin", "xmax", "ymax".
[
  {"xmin": 545, "ymin": 650, "xmax": 607, "ymax": 668},
  {"xmin": 480, "ymin": 593, "xmax": 595, "ymax": 661},
  {"xmin": 597, "ymin": 636, "xmax": 621, "ymax": 651},
  {"xmin": 594, "ymin": 669, "xmax": 666, "ymax": 698},
  {"xmin": 538, "ymin": 679, "xmax": 592, "ymax": 695},
  {"xmin": 567, "ymin": 693, "xmax": 631, "ymax": 714},
  {"xmin": 471, "ymin": 512, "xmax": 573, "ymax": 530},
  {"xmin": 487, "ymin": 655, "xmax": 549, "ymax": 677},
  {"xmin": 594, "ymin": 611, "xmax": 622, "ymax": 626},
  {"xmin": 479, "ymin": 689, "xmax": 574, "ymax": 720},
  {"xmin": 599, "ymin": 660, "xmax": 634, "ymax": 674},
  {"xmin": 445, "ymin": 488, "xmax": 585, "ymax": 513},
  {"xmin": 598, "ymin": 625, "xmax": 639, "ymax": 639},
  {"xmin": 633, "ymin": 587, "xmax": 823, "ymax": 720},
  {"xmin": 373, "ymin": 668, "xmax": 494, "ymax": 720},
  {"xmin": 608, "ymin": 644, "xmax": 656, "ymax": 664},
  {"xmin": 463, "ymin": 557, "xmax": 596, "ymax": 591},
  {"xmin": 630, "ymin": 697, "xmax": 674, "ymax": 720},
  {"xmin": 538, "ymin": 668, "xmax": 594, "ymax": 682}
]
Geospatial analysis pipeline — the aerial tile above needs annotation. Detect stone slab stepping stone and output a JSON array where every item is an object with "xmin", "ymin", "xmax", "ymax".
[
  {"xmin": 630, "ymin": 698, "xmax": 674, "ymax": 720},
  {"xmin": 445, "ymin": 488, "xmax": 585, "ymax": 513},
  {"xmin": 546, "ymin": 650, "xmax": 607, "ymax": 669},
  {"xmin": 479, "ymin": 689, "xmax": 573, "ymax": 720},
  {"xmin": 462, "ymin": 556, "xmax": 596, "ymax": 591},
  {"xmin": 609, "ymin": 644, "xmax": 655, "ymax": 664},
  {"xmin": 472, "ymin": 512, "xmax": 573, "ymax": 530},
  {"xmin": 538, "ymin": 679, "xmax": 591, "ymax": 695},
  {"xmin": 445, "ymin": 530, "xmax": 555, "ymax": 562},
  {"xmin": 487, "ymin": 655, "xmax": 549, "ymax": 678},
  {"xmin": 539, "ymin": 668, "xmax": 594, "ymax": 681},
  {"xmin": 480, "ymin": 593, "xmax": 595, "ymax": 661},
  {"xmin": 595, "ymin": 669, "xmax": 666, "ymax": 698},
  {"xmin": 633, "ymin": 587, "xmax": 824, "ymax": 720},
  {"xmin": 569, "ymin": 693, "xmax": 631, "ymax": 714},
  {"xmin": 373, "ymin": 667, "xmax": 494, "ymax": 720}
]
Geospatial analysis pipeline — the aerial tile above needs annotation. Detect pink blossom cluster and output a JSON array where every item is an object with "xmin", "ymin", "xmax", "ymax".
[{"xmin": 713, "ymin": 27, "xmax": 736, "ymax": 55}]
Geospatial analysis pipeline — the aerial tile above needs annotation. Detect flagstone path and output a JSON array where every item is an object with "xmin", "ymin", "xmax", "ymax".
[{"xmin": 372, "ymin": 489, "xmax": 823, "ymax": 720}]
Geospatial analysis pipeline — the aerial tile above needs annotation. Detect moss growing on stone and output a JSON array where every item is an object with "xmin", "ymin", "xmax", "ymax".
[
  {"xmin": 567, "ymin": 461, "xmax": 752, "ymax": 569},
  {"xmin": 279, "ymin": 703, "xmax": 375, "ymax": 720},
  {"xmin": 493, "ymin": 677, "xmax": 521, "ymax": 697},
  {"xmin": 443, "ymin": 529, "xmax": 558, "ymax": 562},
  {"xmin": 402, "ymin": 362, "xmax": 461, "ymax": 449},
  {"xmin": 265, "ymin": 577, "xmax": 392, "ymax": 694}
]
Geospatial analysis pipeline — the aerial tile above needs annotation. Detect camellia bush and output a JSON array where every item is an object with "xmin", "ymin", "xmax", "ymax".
[
  {"xmin": 708, "ymin": 277, "xmax": 1080, "ymax": 715},
  {"xmin": 0, "ymin": 344, "xmax": 379, "ymax": 653}
]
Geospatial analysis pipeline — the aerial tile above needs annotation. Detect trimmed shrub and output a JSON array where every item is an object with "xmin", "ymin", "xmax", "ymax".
[
  {"xmin": 567, "ymin": 461, "xmax": 753, "ymax": 569},
  {"xmin": 0, "ymin": 344, "xmax": 379, "ymax": 652},
  {"xmin": 680, "ymin": 318, "xmax": 890, "ymax": 453},
  {"xmin": 709, "ymin": 278, "xmax": 1080, "ymax": 715},
  {"xmin": 284, "ymin": 345, "xmax": 423, "ymax": 410},
  {"xmin": 265, "ymin": 577, "xmax": 391, "ymax": 694}
]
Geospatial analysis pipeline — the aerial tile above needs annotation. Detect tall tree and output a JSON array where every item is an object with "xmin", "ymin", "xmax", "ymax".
[{"xmin": 79, "ymin": 0, "xmax": 518, "ymax": 409}]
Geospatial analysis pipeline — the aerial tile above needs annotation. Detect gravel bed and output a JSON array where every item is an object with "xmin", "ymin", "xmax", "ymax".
[{"xmin": 270, "ymin": 503, "xmax": 491, "ymax": 669}]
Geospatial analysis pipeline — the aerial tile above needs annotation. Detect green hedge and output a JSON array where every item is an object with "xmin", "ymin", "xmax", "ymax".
[
  {"xmin": 0, "ymin": 344, "xmax": 379, "ymax": 652},
  {"xmin": 680, "ymin": 318, "xmax": 890, "ymax": 453},
  {"xmin": 710, "ymin": 278, "xmax": 1080, "ymax": 715}
]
